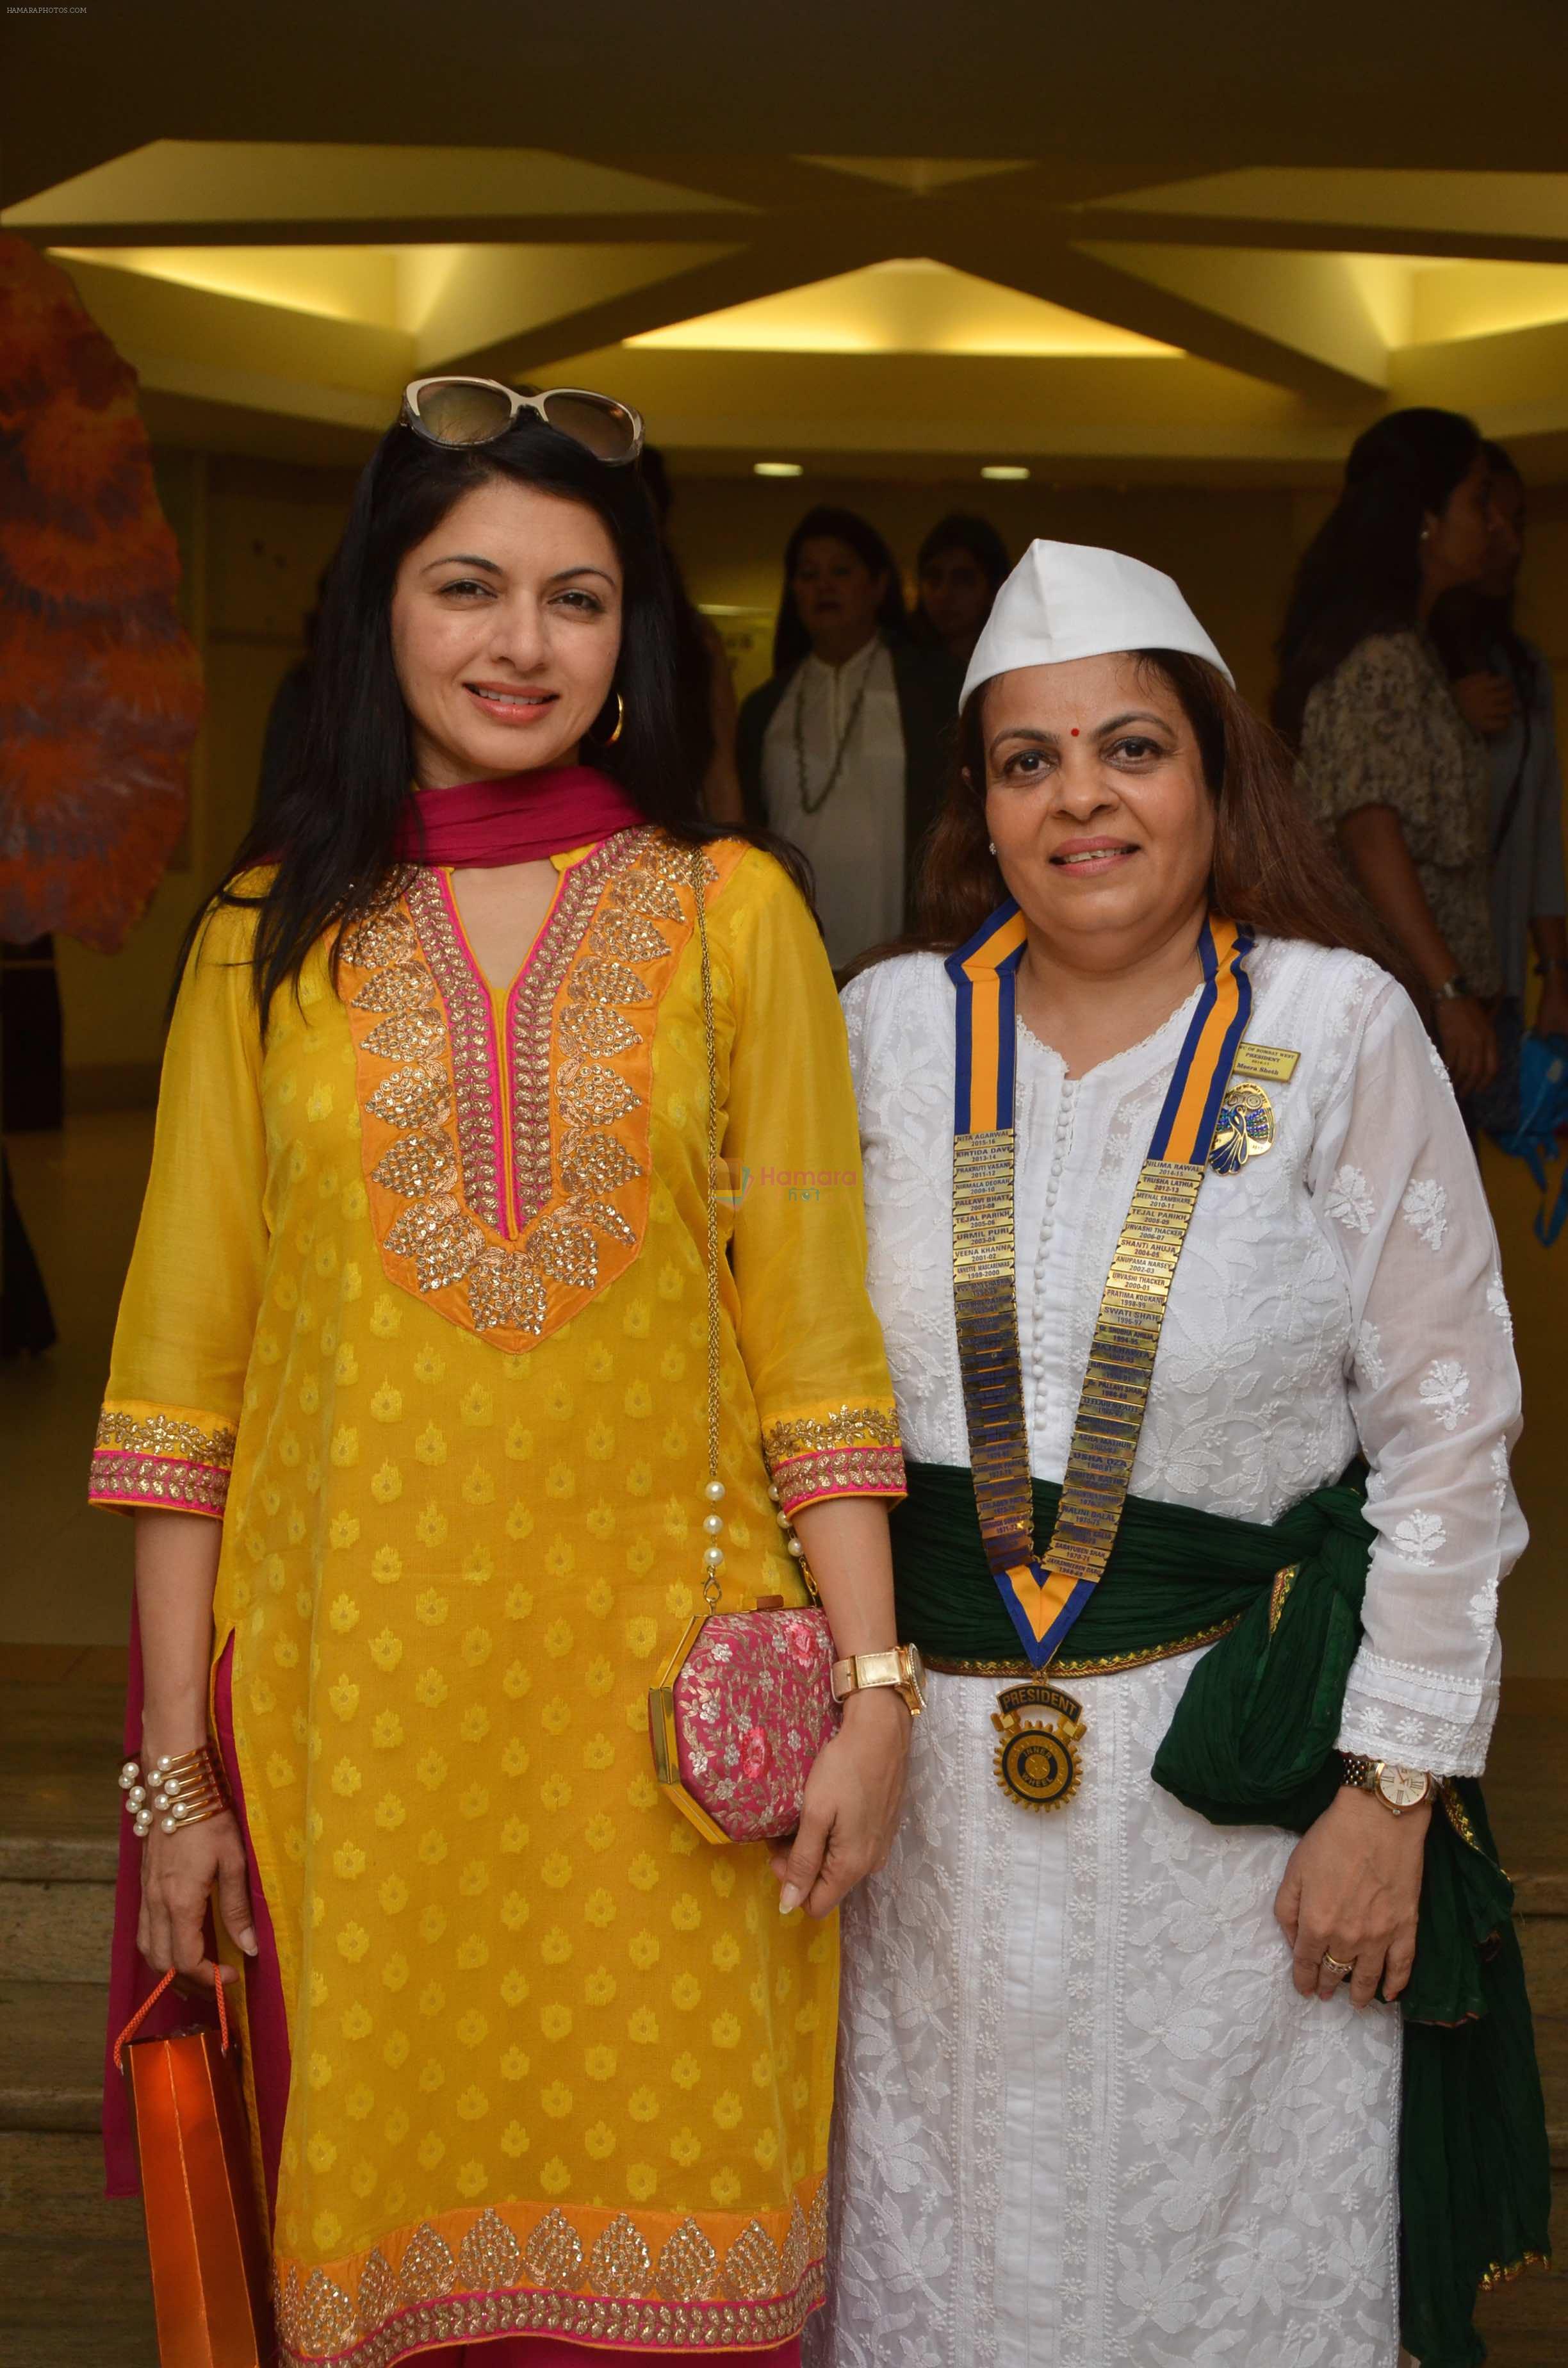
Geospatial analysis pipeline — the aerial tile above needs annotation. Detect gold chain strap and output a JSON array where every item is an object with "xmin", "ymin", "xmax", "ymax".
[
  {"xmin": 693, "ymin": 848, "xmax": 725, "ymax": 1613},
  {"xmin": 688, "ymin": 845, "xmax": 818, "ymax": 1611}
]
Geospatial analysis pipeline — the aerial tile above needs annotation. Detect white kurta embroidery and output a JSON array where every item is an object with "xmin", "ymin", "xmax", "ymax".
[
  {"xmin": 1417, "ymin": 1359, "xmax": 1471, "ymax": 1431},
  {"xmin": 817, "ymin": 935, "xmax": 1524, "ymax": 2368},
  {"xmin": 1327, "ymin": 1164, "xmax": 1375, "ymax": 1232},
  {"xmin": 1356, "ymin": 1320, "xmax": 1385, "ymax": 1386},
  {"xmin": 1400, "ymin": 1176, "xmax": 1450, "ymax": 1251},
  {"xmin": 1391, "ymin": 1508, "xmax": 1447, "ymax": 1566}
]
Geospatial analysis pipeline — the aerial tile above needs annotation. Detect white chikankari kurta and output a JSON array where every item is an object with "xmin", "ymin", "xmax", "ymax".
[{"xmin": 817, "ymin": 936, "xmax": 1524, "ymax": 2368}]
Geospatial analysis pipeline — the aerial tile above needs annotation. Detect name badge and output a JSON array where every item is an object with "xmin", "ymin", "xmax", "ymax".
[{"xmin": 1232, "ymin": 1041, "xmax": 1300, "ymax": 1083}]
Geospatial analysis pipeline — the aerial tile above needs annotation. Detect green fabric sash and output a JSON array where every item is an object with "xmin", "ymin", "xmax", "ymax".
[{"xmin": 894, "ymin": 1459, "xmax": 1552, "ymax": 2368}]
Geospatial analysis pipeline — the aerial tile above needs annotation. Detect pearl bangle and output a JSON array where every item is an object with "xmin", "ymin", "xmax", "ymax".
[{"xmin": 119, "ymin": 1744, "xmax": 231, "ymax": 1839}]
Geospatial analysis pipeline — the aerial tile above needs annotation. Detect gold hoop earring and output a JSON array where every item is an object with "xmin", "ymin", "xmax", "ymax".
[{"xmin": 603, "ymin": 689, "xmax": 626, "ymax": 746}]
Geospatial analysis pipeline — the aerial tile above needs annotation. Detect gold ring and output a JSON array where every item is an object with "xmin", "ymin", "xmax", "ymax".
[{"xmin": 1319, "ymin": 1952, "xmax": 1354, "ymax": 1981}]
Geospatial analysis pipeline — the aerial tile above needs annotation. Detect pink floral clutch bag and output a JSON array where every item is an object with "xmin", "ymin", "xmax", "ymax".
[{"xmin": 648, "ymin": 1607, "xmax": 841, "ymax": 1846}]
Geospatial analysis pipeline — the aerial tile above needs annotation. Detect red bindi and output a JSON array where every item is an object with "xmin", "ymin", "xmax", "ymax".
[{"xmin": 1070, "ymin": 727, "xmax": 1079, "ymax": 737}]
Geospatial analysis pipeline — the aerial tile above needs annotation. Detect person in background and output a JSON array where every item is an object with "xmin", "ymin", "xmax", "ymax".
[
  {"xmin": 739, "ymin": 505, "xmax": 961, "ymax": 967},
  {"xmin": 639, "ymin": 443, "xmax": 744, "ymax": 823},
  {"xmin": 913, "ymin": 511, "xmax": 1010, "ymax": 666},
  {"xmin": 1275, "ymin": 406, "xmax": 1505, "ymax": 1100},
  {"xmin": 1428, "ymin": 440, "xmax": 1568, "ymax": 1052}
]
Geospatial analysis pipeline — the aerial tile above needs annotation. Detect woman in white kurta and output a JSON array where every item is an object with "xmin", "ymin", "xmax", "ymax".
[{"xmin": 817, "ymin": 541, "xmax": 1535, "ymax": 2368}]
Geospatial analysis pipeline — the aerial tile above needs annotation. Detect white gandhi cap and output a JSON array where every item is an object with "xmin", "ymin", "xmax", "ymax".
[{"xmin": 960, "ymin": 538, "xmax": 1234, "ymax": 711}]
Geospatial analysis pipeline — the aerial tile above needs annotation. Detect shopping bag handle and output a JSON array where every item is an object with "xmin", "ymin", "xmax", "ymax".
[{"xmin": 113, "ymin": 1963, "xmax": 232, "ymax": 2069}]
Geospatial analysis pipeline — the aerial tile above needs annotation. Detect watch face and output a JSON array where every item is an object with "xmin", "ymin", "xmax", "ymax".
[{"xmin": 1377, "ymin": 1764, "xmax": 1430, "ymax": 1809}]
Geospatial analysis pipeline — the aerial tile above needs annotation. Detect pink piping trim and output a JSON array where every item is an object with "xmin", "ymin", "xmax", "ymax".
[
  {"xmin": 90, "ymin": 1493, "xmax": 226, "ymax": 1521},
  {"xmin": 213, "ymin": 1635, "xmax": 291, "ymax": 2221},
  {"xmin": 434, "ymin": 869, "xmax": 509, "ymax": 1227},
  {"xmin": 406, "ymin": 2341, "xmax": 803, "ymax": 2366},
  {"xmin": 502, "ymin": 859, "xmax": 577, "ymax": 1235}
]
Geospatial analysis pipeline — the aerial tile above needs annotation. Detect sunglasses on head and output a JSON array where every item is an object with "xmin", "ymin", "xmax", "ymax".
[{"xmin": 400, "ymin": 377, "xmax": 644, "ymax": 466}]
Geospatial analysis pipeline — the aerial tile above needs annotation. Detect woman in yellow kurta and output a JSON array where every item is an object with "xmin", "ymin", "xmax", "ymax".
[{"xmin": 91, "ymin": 380, "xmax": 913, "ymax": 2367}]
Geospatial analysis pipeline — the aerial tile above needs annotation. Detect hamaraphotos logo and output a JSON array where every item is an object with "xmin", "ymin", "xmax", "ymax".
[
  {"xmin": 711, "ymin": 1158, "xmax": 752, "ymax": 1209},
  {"xmin": 708, "ymin": 1160, "xmax": 860, "ymax": 1209}
]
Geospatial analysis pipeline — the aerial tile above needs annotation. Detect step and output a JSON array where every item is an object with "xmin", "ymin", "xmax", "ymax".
[
  {"xmin": 0, "ymin": 1772, "xmax": 120, "ymax": 1886},
  {"xmin": 0, "ymin": 2135, "xmax": 158, "ymax": 2368},
  {"xmin": 0, "ymin": 2128, "xmax": 140, "ymax": 2241},
  {"xmin": 0, "ymin": 2131, "xmax": 158, "ymax": 2368},
  {"xmin": 0, "ymin": 1981, "xmax": 106, "ymax": 2133},
  {"xmin": 0, "ymin": 1876, "xmax": 116, "ymax": 1984}
]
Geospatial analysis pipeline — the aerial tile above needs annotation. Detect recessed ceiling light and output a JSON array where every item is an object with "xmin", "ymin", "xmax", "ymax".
[
  {"xmin": 753, "ymin": 461, "xmax": 803, "ymax": 477},
  {"xmin": 981, "ymin": 464, "xmax": 1030, "ymax": 481}
]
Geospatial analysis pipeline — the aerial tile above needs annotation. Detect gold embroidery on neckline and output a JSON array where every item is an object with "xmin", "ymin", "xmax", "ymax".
[{"xmin": 342, "ymin": 830, "xmax": 723, "ymax": 1352}]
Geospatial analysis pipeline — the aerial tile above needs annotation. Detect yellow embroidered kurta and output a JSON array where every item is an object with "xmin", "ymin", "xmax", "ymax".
[{"xmin": 92, "ymin": 830, "xmax": 904, "ymax": 2364}]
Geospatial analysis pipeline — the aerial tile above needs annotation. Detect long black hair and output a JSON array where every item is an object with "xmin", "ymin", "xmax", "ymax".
[
  {"xmin": 1428, "ymin": 439, "xmax": 1532, "ymax": 687},
  {"xmin": 192, "ymin": 414, "xmax": 799, "ymax": 1017},
  {"xmin": 771, "ymin": 504, "xmax": 907, "ymax": 677},
  {"xmin": 1272, "ymin": 406, "xmax": 1482, "ymax": 746},
  {"xmin": 637, "ymin": 441, "xmax": 719, "ymax": 795}
]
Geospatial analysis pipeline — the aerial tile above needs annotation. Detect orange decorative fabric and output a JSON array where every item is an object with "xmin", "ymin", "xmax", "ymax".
[{"xmin": 0, "ymin": 236, "xmax": 201, "ymax": 951}]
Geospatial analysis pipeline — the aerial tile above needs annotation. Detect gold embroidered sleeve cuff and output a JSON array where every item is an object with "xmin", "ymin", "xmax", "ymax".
[
  {"xmin": 762, "ymin": 1406, "xmax": 906, "ymax": 1518},
  {"xmin": 89, "ymin": 1403, "xmax": 238, "ymax": 1520}
]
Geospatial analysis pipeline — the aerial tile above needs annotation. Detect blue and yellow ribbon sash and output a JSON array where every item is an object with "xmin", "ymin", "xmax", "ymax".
[{"xmin": 947, "ymin": 902, "xmax": 1254, "ymax": 1668}]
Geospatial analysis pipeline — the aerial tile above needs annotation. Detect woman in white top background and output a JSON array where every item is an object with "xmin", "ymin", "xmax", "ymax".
[
  {"xmin": 817, "ymin": 541, "xmax": 1549, "ymax": 2367},
  {"xmin": 738, "ymin": 505, "xmax": 961, "ymax": 967}
]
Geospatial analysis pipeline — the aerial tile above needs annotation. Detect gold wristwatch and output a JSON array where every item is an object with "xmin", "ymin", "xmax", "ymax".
[
  {"xmin": 1339, "ymin": 1753, "xmax": 1433, "ymax": 1816},
  {"xmin": 830, "ymin": 1645, "xmax": 927, "ymax": 1718}
]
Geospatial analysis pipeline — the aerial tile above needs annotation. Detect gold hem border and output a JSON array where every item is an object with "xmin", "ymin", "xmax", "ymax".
[
  {"xmin": 279, "ymin": 2268, "xmax": 824, "ymax": 2366},
  {"xmin": 922, "ymin": 1616, "xmax": 1242, "ymax": 1680}
]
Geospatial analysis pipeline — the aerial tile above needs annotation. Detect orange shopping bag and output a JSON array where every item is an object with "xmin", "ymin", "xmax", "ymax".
[{"xmin": 115, "ymin": 1968, "xmax": 274, "ymax": 2367}]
